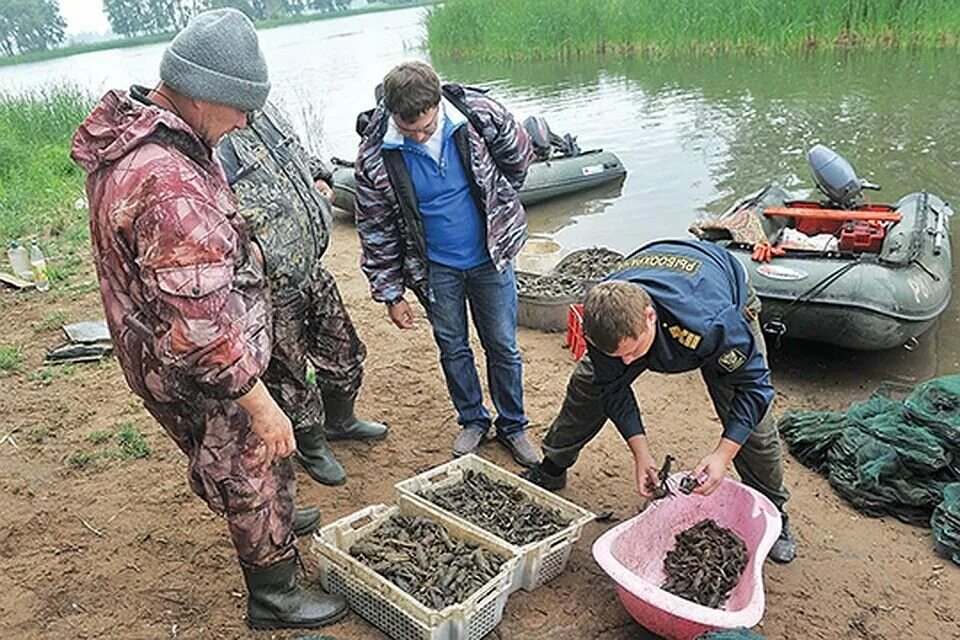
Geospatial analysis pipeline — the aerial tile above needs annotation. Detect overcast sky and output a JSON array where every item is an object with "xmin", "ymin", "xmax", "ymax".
[{"xmin": 60, "ymin": 0, "xmax": 112, "ymax": 35}]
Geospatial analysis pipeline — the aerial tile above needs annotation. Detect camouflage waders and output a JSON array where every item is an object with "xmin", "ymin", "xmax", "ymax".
[
  {"xmin": 145, "ymin": 401, "xmax": 297, "ymax": 566},
  {"xmin": 264, "ymin": 264, "xmax": 366, "ymax": 432},
  {"xmin": 220, "ymin": 104, "xmax": 367, "ymax": 434}
]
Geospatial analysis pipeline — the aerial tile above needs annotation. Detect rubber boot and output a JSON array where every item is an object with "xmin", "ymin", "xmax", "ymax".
[
  {"xmin": 242, "ymin": 556, "xmax": 348, "ymax": 630},
  {"xmin": 293, "ymin": 507, "xmax": 321, "ymax": 538},
  {"xmin": 522, "ymin": 462, "xmax": 567, "ymax": 491},
  {"xmin": 323, "ymin": 391, "xmax": 388, "ymax": 441},
  {"xmin": 295, "ymin": 425, "xmax": 347, "ymax": 486},
  {"xmin": 769, "ymin": 513, "xmax": 797, "ymax": 563}
]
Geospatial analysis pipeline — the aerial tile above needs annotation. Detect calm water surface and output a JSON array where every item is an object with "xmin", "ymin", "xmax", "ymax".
[{"xmin": 2, "ymin": 6, "xmax": 956, "ymax": 385}]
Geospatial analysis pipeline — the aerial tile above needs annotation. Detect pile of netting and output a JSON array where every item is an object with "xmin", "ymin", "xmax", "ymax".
[
  {"xmin": 778, "ymin": 375, "xmax": 960, "ymax": 564},
  {"xmin": 932, "ymin": 482, "xmax": 960, "ymax": 564},
  {"xmin": 695, "ymin": 629, "xmax": 766, "ymax": 640}
]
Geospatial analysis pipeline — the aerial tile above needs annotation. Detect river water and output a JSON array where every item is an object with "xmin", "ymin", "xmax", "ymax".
[{"xmin": 1, "ymin": 6, "xmax": 956, "ymax": 384}]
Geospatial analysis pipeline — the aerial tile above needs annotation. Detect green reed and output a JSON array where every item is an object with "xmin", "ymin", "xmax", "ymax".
[
  {"xmin": 0, "ymin": 86, "xmax": 93, "ymax": 251},
  {"xmin": 426, "ymin": 0, "xmax": 960, "ymax": 60}
]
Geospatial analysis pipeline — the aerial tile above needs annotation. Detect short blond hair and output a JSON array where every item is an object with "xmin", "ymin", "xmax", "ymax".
[{"xmin": 583, "ymin": 281, "xmax": 652, "ymax": 353}]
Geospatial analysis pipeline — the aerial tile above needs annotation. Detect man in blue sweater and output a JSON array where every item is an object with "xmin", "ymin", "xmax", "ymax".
[
  {"xmin": 354, "ymin": 61, "xmax": 538, "ymax": 465},
  {"xmin": 524, "ymin": 239, "xmax": 797, "ymax": 563}
]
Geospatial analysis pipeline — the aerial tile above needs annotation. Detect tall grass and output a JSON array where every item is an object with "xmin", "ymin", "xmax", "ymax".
[
  {"xmin": 426, "ymin": 0, "xmax": 960, "ymax": 60},
  {"xmin": 0, "ymin": 86, "xmax": 92, "ymax": 254}
]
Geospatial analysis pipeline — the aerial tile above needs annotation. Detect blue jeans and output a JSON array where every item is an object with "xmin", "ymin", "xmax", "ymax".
[{"xmin": 426, "ymin": 260, "xmax": 527, "ymax": 437}]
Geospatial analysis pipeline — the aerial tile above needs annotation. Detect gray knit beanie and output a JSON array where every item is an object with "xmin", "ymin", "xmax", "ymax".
[{"xmin": 160, "ymin": 8, "xmax": 269, "ymax": 112}]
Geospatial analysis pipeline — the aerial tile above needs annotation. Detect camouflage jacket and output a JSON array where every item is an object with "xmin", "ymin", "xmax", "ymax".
[
  {"xmin": 354, "ymin": 84, "xmax": 534, "ymax": 304},
  {"xmin": 71, "ymin": 88, "xmax": 271, "ymax": 404},
  {"xmin": 218, "ymin": 103, "xmax": 333, "ymax": 299}
]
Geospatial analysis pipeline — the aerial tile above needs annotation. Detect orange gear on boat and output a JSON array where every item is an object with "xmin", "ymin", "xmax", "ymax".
[{"xmin": 751, "ymin": 241, "xmax": 786, "ymax": 263}]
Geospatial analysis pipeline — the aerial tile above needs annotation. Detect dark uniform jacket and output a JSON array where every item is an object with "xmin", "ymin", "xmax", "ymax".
[{"xmin": 591, "ymin": 239, "xmax": 774, "ymax": 445}]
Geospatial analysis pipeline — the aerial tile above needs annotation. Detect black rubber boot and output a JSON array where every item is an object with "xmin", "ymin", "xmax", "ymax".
[
  {"xmin": 323, "ymin": 391, "xmax": 388, "ymax": 441},
  {"xmin": 293, "ymin": 507, "xmax": 321, "ymax": 538},
  {"xmin": 521, "ymin": 462, "xmax": 567, "ymax": 491},
  {"xmin": 295, "ymin": 425, "xmax": 346, "ymax": 486},
  {"xmin": 242, "ymin": 556, "xmax": 348, "ymax": 630}
]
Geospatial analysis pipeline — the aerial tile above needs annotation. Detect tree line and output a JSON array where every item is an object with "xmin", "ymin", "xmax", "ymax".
[
  {"xmin": 0, "ymin": 0, "xmax": 420, "ymax": 57},
  {"xmin": 0, "ymin": 0, "xmax": 66, "ymax": 55},
  {"xmin": 103, "ymin": 0, "xmax": 356, "ymax": 37}
]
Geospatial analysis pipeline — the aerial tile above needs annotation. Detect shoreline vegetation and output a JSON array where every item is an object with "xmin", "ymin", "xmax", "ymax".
[
  {"xmin": 426, "ymin": 0, "xmax": 960, "ymax": 60},
  {"xmin": 0, "ymin": 1, "xmax": 438, "ymax": 69},
  {"xmin": 0, "ymin": 87, "xmax": 92, "ymax": 281}
]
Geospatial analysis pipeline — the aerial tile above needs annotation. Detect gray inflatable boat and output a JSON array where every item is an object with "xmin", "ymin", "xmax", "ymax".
[
  {"xmin": 693, "ymin": 146, "xmax": 953, "ymax": 351},
  {"xmin": 331, "ymin": 149, "xmax": 625, "ymax": 215},
  {"xmin": 330, "ymin": 114, "xmax": 626, "ymax": 215}
]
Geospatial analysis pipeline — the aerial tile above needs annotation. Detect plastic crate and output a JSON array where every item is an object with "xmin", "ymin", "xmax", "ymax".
[
  {"xmin": 395, "ymin": 454, "xmax": 596, "ymax": 593},
  {"xmin": 311, "ymin": 503, "xmax": 518, "ymax": 640}
]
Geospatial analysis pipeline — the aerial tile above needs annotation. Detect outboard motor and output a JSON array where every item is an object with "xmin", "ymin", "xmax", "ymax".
[
  {"xmin": 807, "ymin": 144, "xmax": 880, "ymax": 209},
  {"xmin": 523, "ymin": 116, "xmax": 553, "ymax": 160},
  {"xmin": 555, "ymin": 132, "xmax": 581, "ymax": 158}
]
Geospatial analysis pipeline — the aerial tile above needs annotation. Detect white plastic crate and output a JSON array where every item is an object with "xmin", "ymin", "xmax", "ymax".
[
  {"xmin": 395, "ymin": 454, "xmax": 595, "ymax": 592},
  {"xmin": 311, "ymin": 502, "xmax": 519, "ymax": 640}
]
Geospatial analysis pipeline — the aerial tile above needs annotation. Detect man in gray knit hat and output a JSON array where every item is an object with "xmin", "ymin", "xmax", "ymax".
[{"xmin": 70, "ymin": 8, "xmax": 347, "ymax": 630}]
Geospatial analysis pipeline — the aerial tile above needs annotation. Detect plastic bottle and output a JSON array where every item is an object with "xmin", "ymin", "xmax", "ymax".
[
  {"xmin": 29, "ymin": 240, "xmax": 50, "ymax": 292},
  {"xmin": 7, "ymin": 240, "xmax": 32, "ymax": 281}
]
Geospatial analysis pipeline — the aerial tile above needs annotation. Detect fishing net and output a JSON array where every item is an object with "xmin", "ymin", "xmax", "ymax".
[
  {"xmin": 931, "ymin": 483, "xmax": 960, "ymax": 565},
  {"xmin": 778, "ymin": 375, "xmax": 960, "ymax": 541},
  {"xmin": 695, "ymin": 628, "xmax": 766, "ymax": 640}
]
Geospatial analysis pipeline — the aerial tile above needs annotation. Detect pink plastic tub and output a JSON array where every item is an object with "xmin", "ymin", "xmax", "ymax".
[{"xmin": 592, "ymin": 474, "xmax": 782, "ymax": 640}]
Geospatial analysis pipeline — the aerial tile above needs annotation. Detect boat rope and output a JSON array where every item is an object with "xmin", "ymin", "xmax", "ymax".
[
  {"xmin": 911, "ymin": 258, "xmax": 941, "ymax": 282},
  {"xmin": 762, "ymin": 260, "xmax": 861, "ymax": 347}
]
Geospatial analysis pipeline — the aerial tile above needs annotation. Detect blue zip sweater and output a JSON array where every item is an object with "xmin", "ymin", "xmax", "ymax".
[{"xmin": 382, "ymin": 102, "xmax": 487, "ymax": 270}]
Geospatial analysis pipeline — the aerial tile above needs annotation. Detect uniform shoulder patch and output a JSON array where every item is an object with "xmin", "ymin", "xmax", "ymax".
[{"xmin": 718, "ymin": 348, "xmax": 747, "ymax": 372}]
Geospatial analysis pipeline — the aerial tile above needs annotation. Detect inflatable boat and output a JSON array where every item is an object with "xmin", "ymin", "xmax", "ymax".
[
  {"xmin": 690, "ymin": 145, "xmax": 953, "ymax": 351},
  {"xmin": 331, "ymin": 150, "xmax": 625, "ymax": 214},
  {"xmin": 330, "ymin": 115, "xmax": 626, "ymax": 215}
]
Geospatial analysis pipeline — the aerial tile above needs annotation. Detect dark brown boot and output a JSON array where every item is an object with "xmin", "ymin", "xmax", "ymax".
[{"xmin": 242, "ymin": 556, "xmax": 348, "ymax": 629}]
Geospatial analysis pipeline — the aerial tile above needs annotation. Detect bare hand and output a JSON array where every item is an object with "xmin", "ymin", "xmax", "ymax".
[
  {"xmin": 250, "ymin": 407, "xmax": 295, "ymax": 464},
  {"xmin": 237, "ymin": 380, "xmax": 295, "ymax": 466},
  {"xmin": 314, "ymin": 179, "xmax": 333, "ymax": 200},
  {"xmin": 388, "ymin": 299, "xmax": 414, "ymax": 329},
  {"xmin": 634, "ymin": 451, "xmax": 661, "ymax": 499},
  {"xmin": 691, "ymin": 451, "xmax": 732, "ymax": 496}
]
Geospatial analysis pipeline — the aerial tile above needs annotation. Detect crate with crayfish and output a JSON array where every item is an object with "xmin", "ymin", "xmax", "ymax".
[
  {"xmin": 395, "ymin": 454, "xmax": 595, "ymax": 592},
  {"xmin": 311, "ymin": 501, "xmax": 519, "ymax": 640}
]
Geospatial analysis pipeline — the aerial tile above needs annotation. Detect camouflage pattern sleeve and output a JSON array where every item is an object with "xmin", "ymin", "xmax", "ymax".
[
  {"xmin": 134, "ymin": 172, "xmax": 270, "ymax": 399},
  {"xmin": 354, "ymin": 160, "xmax": 407, "ymax": 303},
  {"xmin": 469, "ymin": 92, "xmax": 534, "ymax": 190}
]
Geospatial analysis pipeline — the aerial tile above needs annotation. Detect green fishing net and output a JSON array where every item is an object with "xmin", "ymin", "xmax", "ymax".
[
  {"xmin": 695, "ymin": 629, "xmax": 766, "ymax": 640},
  {"xmin": 931, "ymin": 482, "xmax": 960, "ymax": 565},
  {"xmin": 779, "ymin": 375, "xmax": 960, "ymax": 563}
]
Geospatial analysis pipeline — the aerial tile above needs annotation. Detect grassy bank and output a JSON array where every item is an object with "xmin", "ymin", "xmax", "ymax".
[
  {"xmin": 426, "ymin": 0, "xmax": 960, "ymax": 60},
  {"xmin": 0, "ymin": 2, "xmax": 438, "ymax": 68},
  {"xmin": 0, "ymin": 87, "xmax": 92, "ymax": 279}
]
